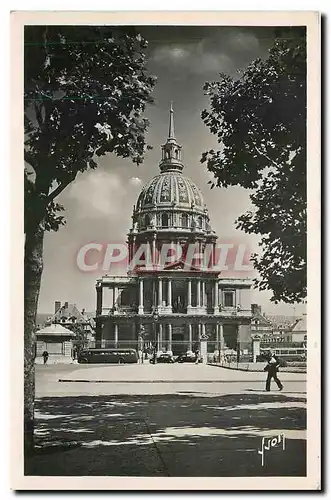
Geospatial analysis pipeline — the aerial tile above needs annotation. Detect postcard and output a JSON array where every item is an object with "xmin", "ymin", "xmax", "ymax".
[{"xmin": 11, "ymin": 10, "xmax": 320, "ymax": 490}]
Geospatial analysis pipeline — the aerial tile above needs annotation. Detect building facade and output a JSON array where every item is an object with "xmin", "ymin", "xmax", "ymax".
[{"xmin": 94, "ymin": 105, "xmax": 253, "ymax": 362}]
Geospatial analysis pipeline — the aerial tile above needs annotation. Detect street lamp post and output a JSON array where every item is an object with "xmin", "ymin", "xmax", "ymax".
[
  {"xmin": 152, "ymin": 310, "xmax": 159, "ymax": 364},
  {"xmin": 138, "ymin": 325, "xmax": 145, "ymax": 364}
]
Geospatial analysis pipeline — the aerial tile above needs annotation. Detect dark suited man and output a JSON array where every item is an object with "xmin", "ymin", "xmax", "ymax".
[{"xmin": 264, "ymin": 351, "xmax": 283, "ymax": 392}]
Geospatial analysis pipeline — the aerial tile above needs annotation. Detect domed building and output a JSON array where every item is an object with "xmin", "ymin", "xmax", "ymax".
[{"xmin": 95, "ymin": 105, "xmax": 252, "ymax": 362}]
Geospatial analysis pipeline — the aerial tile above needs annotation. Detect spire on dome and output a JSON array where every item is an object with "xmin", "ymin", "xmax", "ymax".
[
  {"xmin": 159, "ymin": 103, "xmax": 183, "ymax": 173},
  {"xmin": 168, "ymin": 101, "xmax": 175, "ymax": 141}
]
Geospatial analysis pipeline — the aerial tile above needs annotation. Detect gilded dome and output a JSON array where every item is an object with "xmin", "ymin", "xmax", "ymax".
[
  {"xmin": 129, "ymin": 103, "xmax": 215, "ymax": 237},
  {"xmin": 136, "ymin": 172, "xmax": 205, "ymax": 211}
]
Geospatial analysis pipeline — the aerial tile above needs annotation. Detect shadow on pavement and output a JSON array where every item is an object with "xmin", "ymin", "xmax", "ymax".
[{"xmin": 26, "ymin": 392, "xmax": 306, "ymax": 477}]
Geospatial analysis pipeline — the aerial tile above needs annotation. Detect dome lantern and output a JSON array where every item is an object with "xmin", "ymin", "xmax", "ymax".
[{"xmin": 159, "ymin": 102, "xmax": 184, "ymax": 173}]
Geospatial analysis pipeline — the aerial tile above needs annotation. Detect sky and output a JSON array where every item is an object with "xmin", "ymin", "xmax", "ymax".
[{"xmin": 37, "ymin": 25, "xmax": 305, "ymax": 318}]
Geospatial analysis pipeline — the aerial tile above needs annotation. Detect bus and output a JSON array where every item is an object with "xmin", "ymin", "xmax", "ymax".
[
  {"xmin": 259, "ymin": 346, "xmax": 306, "ymax": 362},
  {"xmin": 77, "ymin": 348, "xmax": 138, "ymax": 364}
]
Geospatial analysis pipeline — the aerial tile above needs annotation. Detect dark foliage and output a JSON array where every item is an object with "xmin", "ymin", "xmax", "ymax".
[{"xmin": 201, "ymin": 29, "xmax": 306, "ymax": 303}]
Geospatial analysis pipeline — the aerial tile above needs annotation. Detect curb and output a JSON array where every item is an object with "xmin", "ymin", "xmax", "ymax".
[{"xmin": 58, "ymin": 378, "xmax": 306, "ymax": 384}]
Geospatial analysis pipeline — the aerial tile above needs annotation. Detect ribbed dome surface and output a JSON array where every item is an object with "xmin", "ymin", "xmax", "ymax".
[{"xmin": 136, "ymin": 172, "xmax": 204, "ymax": 211}]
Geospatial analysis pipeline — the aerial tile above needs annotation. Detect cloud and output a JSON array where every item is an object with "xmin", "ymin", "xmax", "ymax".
[
  {"xmin": 129, "ymin": 176, "xmax": 143, "ymax": 186},
  {"xmin": 150, "ymin": 27, "xmax": 263, "ymax": 76},
  {"xmin": 67, "ymin": 170, "xmax": 128, "ymax": 217}
]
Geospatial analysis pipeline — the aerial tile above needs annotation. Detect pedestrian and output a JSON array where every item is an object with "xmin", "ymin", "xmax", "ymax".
[
  {"xmin": 42, "ymin": 350, "xmax": 49, "ymax": 365},
  {"xmin": 264, "ymin": 350, "xmax": 283, "ymax": 392},
  {"xmin": 194, "ymin": 348, "xmax": 200, "ymax": 364}
]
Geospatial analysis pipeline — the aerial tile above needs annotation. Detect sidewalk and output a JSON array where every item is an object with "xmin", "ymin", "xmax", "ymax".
[{"xmin": 54, "ymin": 363, "xmax": 306, "ymax": 383}]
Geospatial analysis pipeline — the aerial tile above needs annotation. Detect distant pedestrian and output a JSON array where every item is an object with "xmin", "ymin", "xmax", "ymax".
[
  {"xmin": 42, "ymin": 350, "xmax": 49, "ymax": 365},
  {"xmin": 264, "ymin": 351, "xmax": 283, "ymax": 391},
  {"xmin": 194, "ymin": 349, "xmax": 200, "ymax": 364}
]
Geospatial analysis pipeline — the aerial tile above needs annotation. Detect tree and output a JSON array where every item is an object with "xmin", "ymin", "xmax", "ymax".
[
  {"xmin": 67, "ymin": 323, "xmax": 91, "ymax": 354},
  {"xmin": 201, "ymin": 29, "xmax": 306, "ymax": 304},
  {"xmin": 24, "ymin": 26, "xmax": 156, "ymax": 454}
]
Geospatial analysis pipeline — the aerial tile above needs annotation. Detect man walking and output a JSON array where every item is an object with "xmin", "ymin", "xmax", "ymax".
[
  {"xmin": 42, "ymin": 350, "xmax": 49, "ymax": 365},
  {"xmin": 264, "ymin": 350, "xmax": 283, "ymax": 391}
]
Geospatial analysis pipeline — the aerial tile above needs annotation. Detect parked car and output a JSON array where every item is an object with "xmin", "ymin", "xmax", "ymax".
[
  {"xmin": 176, "ymin": 353, "xmax": 202, "ymax": 363},
  {"xmin": 77, "ymin": 348, "xmax": 138, "ymax": 364},
  {"xmin": 150, "ymin": 353, "xmax": 174, "ymax": 364}
]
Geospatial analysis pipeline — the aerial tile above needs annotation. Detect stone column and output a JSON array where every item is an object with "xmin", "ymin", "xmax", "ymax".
[
  {"xmin": 96, "ymin": 284, "xmax": 103, "ymax": 347},
  {"xmin": 217, "ymin": 323, "xmax": 225, "ymax": 363},
  {"xmin": 114, "ymin": 323, "xmax": 118, "ymax": 347},
  {"xmin": 168, "ymin": 279, "xmax": 172, "ymax": 308},
  {"xmin": 96, "ymin": 284, "xmax": 102, "ymax": 315},
  {"xmin": 252, "ymin": 335, "xmax": 261, "ymax": 363},
  {"xmin": 152, "ymin": 237, "xmax": 156, "ymax": 266},
  {"xmin": 213, "ymin": 242, "xmax": 216, "ymax": 267},
  {"xmin": 158, "ymin": 323, "xmax": 163, "ymax": 352},
  {"xmin": 158, "ymin": 278, "xmax": 163, "ymax": 307},
  {"xmin": 113, "ymin": 286, "xmax": 118, "ymax": 307},
  {"xmin": 200, "ymin": 323, "xmax": 208, "ymax": 363},
  {"xmin": 237, "ymin": 324, "xmax": 251, "ymax": 359},
  {"xmin": 197, "ymin": 279, "xmax": 201, "ymax": 308},
  {"xmin": 131, "ymin": 236, "xmax": 136, "ymax": 270},
  {"xmin": 188, "ymin": 323, "xmax": 192, "ymax": 351},
  {"xmin": 214, "ymin": 280, "xmax": 218, "ymax": 312},
  {"xmin": 168, "ymin": 324, "xmax": 172, "ymax": 352},
  {"xmin": 219, "ymin": 323, "xmax": 225, "ymax": 350},
  {"xmin": 202, "ymin": 280, "xmax": 206, "ymax": 308},
  {"xmin": 128, "ymin": 239, "xmax": 133, "ymax": 264},
  {"xmin": 187, "ymin": 280, "xmax": 192, "ymax": 307},
  {"xmin": 138, "ymin": 279, "xmax": 144, "ymax": 315}
]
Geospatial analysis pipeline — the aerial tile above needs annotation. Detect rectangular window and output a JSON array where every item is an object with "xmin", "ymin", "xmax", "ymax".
[{"xmin": 224, "ymin": 291, "xmax": 235, "ymax": 307}]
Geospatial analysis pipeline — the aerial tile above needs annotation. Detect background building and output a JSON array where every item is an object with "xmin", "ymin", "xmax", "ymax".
[
  {"xmin": 35, "ymin": 323, "xmax": 76, "ymax": 364},
  {"xmin": 94, "ymin": 106, "xmax": 253, "ymax": 362}
]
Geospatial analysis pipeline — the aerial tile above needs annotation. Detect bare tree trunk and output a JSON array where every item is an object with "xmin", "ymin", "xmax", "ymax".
[{"xmin": 24, "ymin": 225, "xmax": 44, "ymax": 456}]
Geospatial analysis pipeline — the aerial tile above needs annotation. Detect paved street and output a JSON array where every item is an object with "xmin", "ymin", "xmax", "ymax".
[{"xmin": 26, "ymin": 363, "xmax": 307, "ymax": 477}]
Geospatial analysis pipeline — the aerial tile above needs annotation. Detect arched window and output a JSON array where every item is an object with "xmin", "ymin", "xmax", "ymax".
[
  {"xmin": 144, "ymin": 214, "xmax": 150, "ymax": 228},
  {"xmin": 161, "ymin": 213, "xmax": 169, "ymax": 228},
  {"xmin": 181, "ymin": 213, "xmax": 188, "ymax": 228},
  {"xmin": 197, "ymin": 216, "xmax": 203, "ymax": 228}
]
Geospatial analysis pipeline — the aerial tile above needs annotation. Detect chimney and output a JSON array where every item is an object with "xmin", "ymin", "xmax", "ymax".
[
  {"xmin": 64, "ymin": 301, "xmax": 69, "ymax": 309},
  {"xmin": 251, "ymin": 304, "xmax": 261, "ymax": 315},
  {"xmin": 55, "ymin": 301, "xmax": 61, "ymax": 314}
]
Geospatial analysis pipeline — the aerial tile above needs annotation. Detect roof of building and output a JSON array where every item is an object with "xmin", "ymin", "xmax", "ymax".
[
  {"xmin": 35, "ymin": 324, "xmax": 76, "ymax": 337},
  {"xmin": 265, "ymin": 314, "xmax": 299, "ymax": 328},
  {"xmin": 251, "ymin": 310, "xmax": 273, "ymax": 326},
  {"xmin": 291, "ymin": 315, "xmax": 307, "ymax": 332},
  {"xmin": 50, "ymin": 303, "xmax": 90, "ymax": 324}
]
